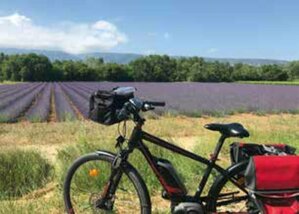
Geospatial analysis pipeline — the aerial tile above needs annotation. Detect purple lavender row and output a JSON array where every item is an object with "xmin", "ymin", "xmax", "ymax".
[
  {"xmin": 69, "ymin": 82, "xmax": 95, "ymax": 92},
  {"xmin": 0, "ymin": 82, "xmax": 29, "ymax": 93},
  {"xmin": 60, "ymin": 83, "xmax": 89, "ymax": 118},
  {"xmin": 59, "ymin": 81, "xmax": 299, "ymax": 114},
  {"xmin": 67, "ymin": 82, "xmax": 94, "ymax": 94},
  {"xmin": 0, "ymin": 83, "xmax": 46, "ymax": 122},
  {"xmin": 25, "ymin": 83, "xmax": 52, "ymax": 122},
  {"xmin": 62, "ymin": 82, "xmax": 91, "ymax": 99},
  {"xmin": 0, "ymin": 83, "xmax": 26, "ymax": 90},
  {"xmin": 65, "ymin": 82, "xmax": 100, "ymax": 92},
  {"xmin": 0, "ymin": 86, "xmax": 16, "ymax": 95},
  {"xmin": 1, "ymin": 81, "xmax": 299, "ymax": 123},
  {"xmin": 0, "ymin": 83, "xmax": 25, "ymax": 94},
  {"xmin": 53, "ymin": 83, "xmax": 77, "ymax": 121},
  {"xmin": 0, "ymin": 83, "xmax": 37, "ymax": 100},
  {"xmin": 0, "ymin": 83, "xmax": 42, "ymax": 110},
  {"xmin": 0, "ymin": 83, "xmax": 41, "ymax": 104},
  {"xmin": 85, "ymin": 82, "xmax": 299, "ymax": 113}
]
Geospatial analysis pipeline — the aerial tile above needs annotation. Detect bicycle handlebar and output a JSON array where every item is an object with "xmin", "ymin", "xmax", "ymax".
[
  {"xmin": 144, "ymin": 101, "xmax": 165, "ymax": 107},
  {"xmin": 117, "ymin": 98, "xmax": 165, "ymax": 122}
]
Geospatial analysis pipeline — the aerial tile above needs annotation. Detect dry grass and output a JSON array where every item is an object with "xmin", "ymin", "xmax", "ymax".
[
  {"xmin": 1, "ymin": 113, "xmax": 298, "ymax": 160},
  {"xmin": 0, "ymin": 113, "xmax": 298, "ymax": 213}
]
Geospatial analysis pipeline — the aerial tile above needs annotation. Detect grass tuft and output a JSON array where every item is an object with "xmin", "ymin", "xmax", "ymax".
[
  {"xmin": 26, "ymin": 115, "xmax": 43, "ymax": 123},
  {"xmin": 0, "ymin": 149, "xmax": 53, "ymax": 199}
]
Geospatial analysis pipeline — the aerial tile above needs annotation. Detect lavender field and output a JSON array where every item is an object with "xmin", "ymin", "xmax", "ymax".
[{"xmin": 0, "ymin": 82, "xmax": 299, "ymax": 123}]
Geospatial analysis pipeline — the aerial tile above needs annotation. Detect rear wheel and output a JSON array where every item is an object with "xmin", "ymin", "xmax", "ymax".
[
  {"xmin": 206, "ymin": 161, "xmax": 252, "ymax": 213},
  {"xmin": 63, "ymin": 152, "xmax": 151, "ymax": 214}
]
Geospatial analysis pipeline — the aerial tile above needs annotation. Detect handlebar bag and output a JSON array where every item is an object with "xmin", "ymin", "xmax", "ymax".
[
  {"xmin": 230, "ymin": 142, "xmax": 296, "ymax": 165},
  {"xmin": 245, "ymin": 156, "xmax": 299, "ymax": 214},
  {"xmin": 89, "ymin": 89, "xmax": 134, "ymax": 125}
]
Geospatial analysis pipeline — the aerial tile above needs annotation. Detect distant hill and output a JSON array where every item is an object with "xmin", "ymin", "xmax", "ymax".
[
  {"xmin": 81, "ymin": 52, "xmax": 142, "ymax": 64},
  {"xmin": 0, "ymin": 48, "xmax": 80, "ymax": 61},
  {"xmin": 0, "ymin": 48, "xmax": 289, "ymax": 65},
  {"xmin": 0, "ymin": 48, "xmax": 142, "ymax": 64},
  {"xmin": 203, "ymin": 57, "xmax": 288, "ymax": 66}
]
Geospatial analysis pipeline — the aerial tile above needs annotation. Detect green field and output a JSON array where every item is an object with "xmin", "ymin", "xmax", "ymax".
[
  {"xmin": 0, "ymin": 113, "xmax": 298, "ymax": 213},
  {"xmin": 2, "ymin": 80, "xmax": 299, "ymax": 85},
  {"xmin": 238, "ymin": 80, "xmax": 299, "ymax": 85},
  {"xmin": 0, "ymin": 81, "xmax": 20, "ymax": 85}
]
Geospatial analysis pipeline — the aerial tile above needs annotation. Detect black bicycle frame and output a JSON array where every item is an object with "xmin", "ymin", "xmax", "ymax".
[{"xmin": 126, "ymin": 125, "xmax": 247, "ymax": 201}]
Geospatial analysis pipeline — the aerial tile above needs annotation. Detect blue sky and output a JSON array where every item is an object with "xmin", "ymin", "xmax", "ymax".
[{"xmin": 0, "ymin": 0, "xmax": 298, "ymax": 60}]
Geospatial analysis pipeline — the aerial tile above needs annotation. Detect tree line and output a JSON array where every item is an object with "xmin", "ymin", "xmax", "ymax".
[{"xmin": 0, "ymin": 53, "xmax": 298, "ymax": 82}]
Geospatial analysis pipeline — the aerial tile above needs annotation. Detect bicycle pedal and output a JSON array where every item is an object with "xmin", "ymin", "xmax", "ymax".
[
  {"xmin": 161, "ymin": 190, "xmax": 170, "ymax": 199},
  {"xmin": 173, "ymin": 202, "xmax": 204, "ymax": 214}
]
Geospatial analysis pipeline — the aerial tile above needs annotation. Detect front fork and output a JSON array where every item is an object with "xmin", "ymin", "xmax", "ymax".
[
  {"xmin": 96, "ymin": 139, "xmax": 129, "ymax": 210},
  {"xmin": 95, "ymin": 167, "xmax": 123, "ymax": 210}
]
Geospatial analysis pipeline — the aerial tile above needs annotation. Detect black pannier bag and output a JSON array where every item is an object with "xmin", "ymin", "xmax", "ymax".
[
  {"xmin": 244, "ymin": 156, "xmax": 299, "ymax": 213},
  {"xmin": 230, "ymin": 142, "xmax": 296, "ymax": 165},
  {"xmin": 88, "ymin": 87, "xmax": 134, "ymax": 125}
]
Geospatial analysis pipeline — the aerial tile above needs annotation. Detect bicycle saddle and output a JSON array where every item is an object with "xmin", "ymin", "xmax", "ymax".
[{"xmin": 204, "ymin": 123, "xmax": 250, "ymax": 138}]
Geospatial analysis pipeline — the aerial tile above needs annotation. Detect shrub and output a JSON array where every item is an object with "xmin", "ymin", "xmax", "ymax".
[{"xmin": 0, "ymin": 149, "xmax": 52, "ymax": 198}]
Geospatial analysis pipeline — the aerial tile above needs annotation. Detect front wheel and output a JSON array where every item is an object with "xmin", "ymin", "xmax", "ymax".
[{"xmin": 63, "ymin": 151, "xmax": 151, "ymax": 214}]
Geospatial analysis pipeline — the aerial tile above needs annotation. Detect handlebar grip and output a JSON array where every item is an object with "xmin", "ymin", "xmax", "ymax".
[{"xmin": 146, "ymin": 101, "xmax": 166, "ymax": 107}]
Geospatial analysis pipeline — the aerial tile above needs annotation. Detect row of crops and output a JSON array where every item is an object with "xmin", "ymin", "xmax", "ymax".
[{"xmin": 0, "ymin": 82, "xmax": 299, "ymax": 123}]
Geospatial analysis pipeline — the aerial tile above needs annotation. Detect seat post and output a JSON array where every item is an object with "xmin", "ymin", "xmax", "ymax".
[
  {"xmin": 195, "ymin": 134, "xmax": 228, "ymax": 198},
  {"xmin": 210, "ymin": 134, "xmax": 227, "ymax": 162}
]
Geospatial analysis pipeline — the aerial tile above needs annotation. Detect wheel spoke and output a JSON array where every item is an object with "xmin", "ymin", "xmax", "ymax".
[
  {"xmin": 206, "ymin": 162, "xmax": 254, "ymax": 213},
  {"xmin": 71, "ymin": 185, "xmax": 91, "ymax": 193},
  {"xmin": 81, "ymin": 203, "xmax": 93, "ymax": 211}
]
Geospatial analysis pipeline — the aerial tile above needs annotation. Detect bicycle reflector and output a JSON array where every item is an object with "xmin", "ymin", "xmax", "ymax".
[{"xmin": 89, "ymin": 169, "xmax": 99, "ymax": 177}]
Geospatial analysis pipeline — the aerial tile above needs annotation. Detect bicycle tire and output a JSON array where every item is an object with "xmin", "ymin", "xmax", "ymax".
[
  {"xmin": 63, "ymin": 151, "xmax": 151, "ymax": 214},
  {"xmin": 206, "ymin": 161, "xmax": 250, "ymax": 212}
]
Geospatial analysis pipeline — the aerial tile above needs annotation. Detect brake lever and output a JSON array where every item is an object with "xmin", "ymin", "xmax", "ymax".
[
  {"xmin": 143, "ymin": 103, "xmax": 155, "ymax": 111},
  {"xmin": 129, "ymin": 98, "xmax": 143, "ymax": 110}
]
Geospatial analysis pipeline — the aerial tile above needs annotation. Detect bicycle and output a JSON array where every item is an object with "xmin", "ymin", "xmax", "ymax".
[{"xmin": 63, "ymin": 88, "xmax": 252, "ymax": 213}]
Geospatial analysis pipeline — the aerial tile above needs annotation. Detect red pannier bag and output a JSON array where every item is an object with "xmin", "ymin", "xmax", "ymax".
[
  {"xmin": 245, "ymin": 156, "xmax": 299, "ymax": 214},
  {"xmin": 230, "ymin": 142, "xmax": 296, "ymax": 165}
]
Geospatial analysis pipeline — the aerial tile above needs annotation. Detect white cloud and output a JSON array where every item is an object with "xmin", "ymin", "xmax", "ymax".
[
  {"xmin": 92, "ymin": 20, "xmax": 117, "ymax": 32},
  {"xmin": 163, "ymin": 32, "xmax": 170, "ymax": 39},
  {"xmin": 207, "ymin": 48, "xmax": 218, "ymax": 54},
  {"xmin": 0, "ymin": 13, "xmax": 127, "ymax": 54}
]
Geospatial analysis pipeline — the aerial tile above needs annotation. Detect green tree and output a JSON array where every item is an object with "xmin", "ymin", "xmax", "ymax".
[
  {"xmin": 1, "ymin": 55, "xmax": 22, "ymax": 81},
  {"xmin": 288, "ymin": 61, "xmax": 299, "ymax": 80},
  {"xmin": 102, "ymin": 63, "xmax": 132, "ymax": 81},
  {"xmin": 260, "ymin": 64, "xmax": 288, "ymax": 81},
  {"xmin": 187, "ymin": 58, "xmax": 205, "ymax": 81},
  {"xmin": 85, "ymin": 57, "xmax": 104, "ymax": 69},
  {"xmin": 232, "ymin": 63, "xmax": 261, "ymax": 81},
  {"xmin": 174, "ymin": 58, "xmax": 190, "ymax": 81},
  {"xmin": 130, "ymin": 55, "xmax": 176, "ymax": 81}
]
